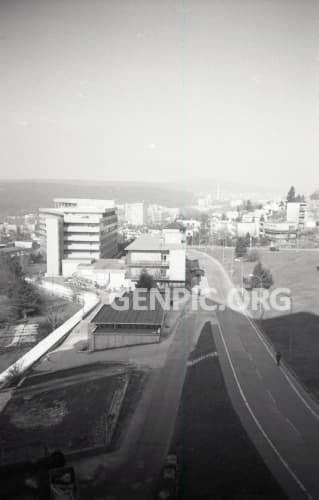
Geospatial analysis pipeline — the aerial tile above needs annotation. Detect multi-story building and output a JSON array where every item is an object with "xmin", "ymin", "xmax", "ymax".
[
  {"xmin": 39, "ymin": 198, "xmax": 118, "ymax": 276},
  {"xmin": 124, "ymin": 202, "xmax": 146, "ymax": 226},
  {"xmin": 147, "ymin": 204, "xmax": 164, "ymax": 226},
  {"xmin": 286, "ymin": 202, "xmax": 308, "ymax": 229},
  {"xmin": 125, "ymin": 232, "xmax": 186, "ymax": 288},
  {"xmin": 263, "ymin": 222, "xmax": 297, "ymax": 243}
]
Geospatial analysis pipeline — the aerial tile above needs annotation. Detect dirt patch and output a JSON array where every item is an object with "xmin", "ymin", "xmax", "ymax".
[
  {"xmin": 10, "ymin": 398, "xmax": 68, "ymax": 429},
  {"xmin": 0, "ymin": 373, "xmax": 128, "ymax": 461}
]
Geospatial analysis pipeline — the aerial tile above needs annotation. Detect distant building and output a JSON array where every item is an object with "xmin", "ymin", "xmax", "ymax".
[
  {"xmin": 236, "ymin": 221, "xmax": 260, "ymax": 238},
  {"xmin": 147, "ymin": 204, "xmax": 164, "ymax": 225},
  {"xmin": 165, "ymin": 207, "xmax": 180, "ymax": 221},
  {"xmin": 197, "ymin": 195, "xmax": 212, "ymax": 211},
  {"xmin": 0, "ymin": 244, "xmax": 32, "ymax": 269},
  {"xmin": 125, "ymin": 232, "xmax": 186, "ymax": 288},
  {"xmin": 75, "ymin": 259, "xmax": 127, "ymax": 289},
  {"xmin": 14, "ymin": 240, "xmax": 33, "ymax": 250},
  {"xmin": 125, "ymin": 202, "xmax": 146, "ymax": 226},
  {"xmin": 210, "ymin": 219, "xmax": 236, "ymax": 236},
  {"xmin": 39, "ymin": 198, "xmax": 118, "ymax": 276},
  {"xmin": 286, "ymin": 202, "xmax": 308, "ymax": 229},
  {"xmin": 263, "ymin": 222, "xmax": 297, "ymax": 242}
]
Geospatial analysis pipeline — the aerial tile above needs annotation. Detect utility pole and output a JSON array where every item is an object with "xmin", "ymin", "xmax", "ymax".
[
  {"xmin": 241, "ymin": 259, "xmax": 244, "ymax": 296},
  {"xmin": 287, "ymin": 294, "xmax": 293, "ymax": 360}
]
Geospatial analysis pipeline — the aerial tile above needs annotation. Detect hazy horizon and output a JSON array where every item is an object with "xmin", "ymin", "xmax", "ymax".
[{"xmin": 1, "ymin": 0, "xmax": 318, "ymax": 191}]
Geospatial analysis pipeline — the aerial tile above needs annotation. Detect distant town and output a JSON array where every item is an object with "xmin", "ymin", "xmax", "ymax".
[{"xmin": 1, "ymin": 183, "xmax": 319, "ymax": 499}]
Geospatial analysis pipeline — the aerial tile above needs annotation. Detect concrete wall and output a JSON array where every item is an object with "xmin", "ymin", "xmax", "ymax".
[
  {"xmin": 0, "ymin": 290, "xmax": 99, "ymax": 385},
  {"xmin": 129, "ymin": 251, "xmax": 162, "ymax": 263},
  {"xmin": 46, "ymin": 216, "xmax": 63, "ymax": 276},
  {"xmin": 162, "ymin": 229, "xmax": 183, "ymax": 244},
  {"xmin": 62, "ymin": 259, "xmax": 85, "ymax": 277},
  {"xmin": 91, "ymin": 331, "xmax": 160, "ymax": 350}
]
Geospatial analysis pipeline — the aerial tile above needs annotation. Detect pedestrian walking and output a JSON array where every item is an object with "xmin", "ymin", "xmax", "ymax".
[{"xmin": 276, "ymin": 351, "xmax": 282, "ymax": 367}]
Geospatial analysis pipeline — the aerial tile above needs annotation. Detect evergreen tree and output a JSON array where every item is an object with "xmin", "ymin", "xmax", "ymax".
[
  {"xmin": 251, "ymin": 261, "xmax": 273, "ymax": 289},
  {"xmin": 135, "ymin": 270, "xmax": 156, "ymax": 290},
  {"xmin": 287, "ymin": 186, "xmax": 296, "ymax": 202},
  {"xmin": 235, "ymin": 237, "xmax": 248, "ymax": 258}
]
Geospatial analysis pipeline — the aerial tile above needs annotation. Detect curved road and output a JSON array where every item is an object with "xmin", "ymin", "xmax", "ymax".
[{"xmin": 190, "ymin": 249, "xmax": 319, "ymax": 500}]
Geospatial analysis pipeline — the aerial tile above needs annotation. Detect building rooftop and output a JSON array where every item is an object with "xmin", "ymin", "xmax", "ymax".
[
  {"xmin": 54, "ymin": 198, "xmax": 115, "ymax": 209},
  {"xmin": 78, "ymin": 259, "xmax": 126, "ymax": 270},
  {"xmin": 91, "ymin": 291, "xmax": 165, "ymax": 326},
  {"xmin": 125, "ymin": 234, "xmax": 184, "ymax": 252},
  {"xmin": 163, "ymin": 221, "xmax": 184, "ymax": 230},
  {"xmin": 40, "ymin": 206, "xmax": 114, "ymax": 215}
]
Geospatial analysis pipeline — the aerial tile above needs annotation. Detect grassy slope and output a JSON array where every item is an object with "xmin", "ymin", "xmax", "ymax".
[
  {"xmin": 202, "ymin": 246, "xmax": 319, "ymax": 400},
  {"xmin": 202, "ymin": 248, "xmax": 319, "ymax": 399}
]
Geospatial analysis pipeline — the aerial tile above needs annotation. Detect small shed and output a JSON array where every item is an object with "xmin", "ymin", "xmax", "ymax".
[{"xmin": 89, "ymin": 290, "xmax": 165, "ymax": 350}]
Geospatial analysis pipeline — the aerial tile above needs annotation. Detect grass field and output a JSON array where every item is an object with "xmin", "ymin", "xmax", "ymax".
[
  {"xmin": 170, "ymin": 322, "xmax": 286, "ymax": 500},
  {"xmin": 0, "ymin": 373, "xmax": 127, "ymax": 461},
  {"xmin": 204, "ymin": 246, "xmax": 319, "ymax": 316}
]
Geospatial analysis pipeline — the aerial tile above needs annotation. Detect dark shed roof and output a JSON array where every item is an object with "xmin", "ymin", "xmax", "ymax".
[{"xmin": 91, "ymin": 291, "xmax": 165, "ymax": 326}]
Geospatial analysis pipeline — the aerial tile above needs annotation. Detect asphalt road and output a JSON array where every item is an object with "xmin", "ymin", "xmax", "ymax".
[
  {"xmin": 111, "ymin": 301, "xmax": 210, "ymax": 499},
  {"xmin": 190, "ymin": 249, "xmax": 319, "ymax": 500}
]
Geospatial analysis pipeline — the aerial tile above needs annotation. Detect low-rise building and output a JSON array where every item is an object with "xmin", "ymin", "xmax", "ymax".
[
  {"xmin": 236, "ymin": 221, "xmax": 260, "ymax": 238},
  {"xmin": 75, "ymin": 259, "xmax": 127, "ymax": 289},
  {"xmin": 263, "ymin": 222, "xmax": 297, "ymax": 242},
  {"xmin": 88, "ymin": 290, "xmax": 165, "ymax": 350}
]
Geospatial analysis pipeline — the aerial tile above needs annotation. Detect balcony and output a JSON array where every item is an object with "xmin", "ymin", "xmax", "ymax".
[
  {"xmin": 128, "ymin": 260, "xmax": 169, "ymax": 268},
  {"xmin": 64, "ymin": 226, "xmax": 100, "ymax": 233},
  {"xmin": 64, "ymin": 234, "xmax": 100, "ymax": 242}
]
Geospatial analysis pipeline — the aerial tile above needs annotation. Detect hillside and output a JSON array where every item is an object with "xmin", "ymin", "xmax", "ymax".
[{"xmin": 0, "ymin": 180, "xmax": 195, "ymax": 216}]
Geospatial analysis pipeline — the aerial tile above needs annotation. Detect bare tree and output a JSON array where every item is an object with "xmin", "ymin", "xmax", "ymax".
[{"xmin": 46, "ymin": 302, "xmax": 65, "ymax": 332}]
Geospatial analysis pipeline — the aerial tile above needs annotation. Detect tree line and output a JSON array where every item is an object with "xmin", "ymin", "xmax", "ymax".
[{"xmin": 0, "ymin": 255, "xmax": 42, "ymax": 324}]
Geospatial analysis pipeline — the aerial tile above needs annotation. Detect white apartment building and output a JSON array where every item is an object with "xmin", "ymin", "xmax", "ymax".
[
  {"xmin": 39, "ymin": 198, "xmax": 118, "ymax": 276},
  {"xmin": 125, "ymin": 232, "xmax": 186, "ymax": 288},
  {"xmin": 147, "ymin": 204, "xmax": 164, "ymax": 225},
  {"xmin": 236, "ymin": 221, "xmax": 260, "ymax": 238},
  {"xmin": 125, "ymin": 202, "xmax": 146, "ymax": 226},
  {"xmin": 286, "ymin": 202, "xmax": 308, "ymax": 228}
]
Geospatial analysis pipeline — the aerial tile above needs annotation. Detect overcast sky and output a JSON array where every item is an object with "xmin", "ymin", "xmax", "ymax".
[{"xmin": 1, "ymin": 0, "xmax": 318, "ymax": 191}]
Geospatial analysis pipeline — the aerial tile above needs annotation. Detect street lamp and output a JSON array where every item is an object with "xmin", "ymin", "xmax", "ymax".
[
  {"xmin": 281, "ymin": 292, "xmax": 293, "ymax": 360},
  {"xmin": 240, "ymin": 259, "xmax": 244, "ymax": 296},
  {"xmin": 252, "ymin": 274, "xmax": 264, "ymax": 324}
]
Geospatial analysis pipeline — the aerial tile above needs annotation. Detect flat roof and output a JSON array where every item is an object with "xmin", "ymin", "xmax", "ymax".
[
  {"xmin": 94, "ymin": 326, "xmax": 160, "ymax": 335},
  {"xmin": 125, "ymin": 234, "xmax": 184, "ymax": 252},
  {"xmin": 40, "ymin": 207, "xmax": 114, "ymax": 215},
  {"xmin": 91, "ymin": 291, "xmax": 165, "ymax": 325},
  {"xmin": 78, "ymin": 259, "xmax": 126, "ymax": 270}
]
